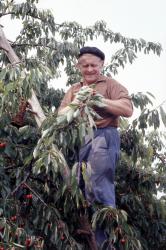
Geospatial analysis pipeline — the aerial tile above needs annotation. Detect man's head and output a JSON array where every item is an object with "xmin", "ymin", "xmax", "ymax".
[{"xmin": 77, "ymin": 46, "xmax": 105, "ymax": 84}]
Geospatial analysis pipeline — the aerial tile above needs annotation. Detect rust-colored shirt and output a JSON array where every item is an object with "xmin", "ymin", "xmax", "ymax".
[{"xmin": 59, "ymin": 75, "xmax": 131, "ymax": 128}]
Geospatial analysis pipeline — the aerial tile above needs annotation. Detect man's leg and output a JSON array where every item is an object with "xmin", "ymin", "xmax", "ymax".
[
  {"xmin": 85, "ymin": 128, "xmax": 120, "ymax": 248},
  {"xmin": 79, "ymin": 127, "xmax": 120, "ymax": 248}
]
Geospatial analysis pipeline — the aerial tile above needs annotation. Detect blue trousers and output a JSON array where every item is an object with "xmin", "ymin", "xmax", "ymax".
[
  {"xmin": 79, "ymin": 126, "xmax": 120, "ymax": 207},
  {"xmin": 78, "ymin": 127, "xmax": 120, "ymax": 248}
]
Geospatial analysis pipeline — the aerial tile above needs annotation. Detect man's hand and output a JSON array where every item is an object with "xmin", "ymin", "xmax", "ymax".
[{"xmin": 58, "ymin": 86, "xmax": 104, "ymax": 116}]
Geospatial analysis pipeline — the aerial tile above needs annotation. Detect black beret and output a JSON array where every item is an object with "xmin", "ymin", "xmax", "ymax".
[{"xmin": 78, "ymin": 46, "xmax": 105, "ymax": 60}]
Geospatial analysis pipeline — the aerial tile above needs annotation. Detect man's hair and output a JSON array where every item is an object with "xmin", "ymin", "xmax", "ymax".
[{"xmin": 78, "ymin": 46, "xmax": 105, "ymax": 61}]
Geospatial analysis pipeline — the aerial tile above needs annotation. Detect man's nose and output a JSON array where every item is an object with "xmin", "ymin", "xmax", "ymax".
[{"xmin": 87, "ymin": 66, "xmax": 93, "ymax": 72}]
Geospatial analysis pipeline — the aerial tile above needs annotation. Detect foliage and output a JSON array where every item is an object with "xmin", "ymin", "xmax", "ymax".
[{"xmin": 0, "ymin": 0, "xmax": 166, "ymax": 249}]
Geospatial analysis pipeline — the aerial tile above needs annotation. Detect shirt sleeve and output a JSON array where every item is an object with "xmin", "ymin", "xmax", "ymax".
[{"xmin": 107, "ymin": 79, "xmax": 131, "ymax": 100}]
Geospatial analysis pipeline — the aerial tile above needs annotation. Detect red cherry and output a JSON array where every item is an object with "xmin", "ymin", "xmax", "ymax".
[
  {"xmin": 15, "ymin": 233, "xmax": 18, "ymax": 239},
  {"xmin": 0, "ymin": 143, "xmax": 6, "ymax": 148},
  {"xmin": 120, "ymin": 238, "xmax": 126, "ymax": 244},
  {"xmin": 25, "ymin": 238, "xmax": 31, "ymax": 247},
  {"xmin": 58, "ymin": 224, "xmax": 62, "ymax": 229},
  {"xmin": 25, "ymin": 194, "xmax": 32, "ymax": 199},
  {"xmin": 0, "ymin": 247, "xmax": 4, "ymax": 250},
  {"xmin": 61, "ymin": 234, "xmax": 65, "ymax": 241},
  {"xmin": 19, "ymin": 223, "xmax": 25, "ymax": 228},
  {"xmin": 11, "ymin": 215, "xmax": 17, "ymax": 221}
]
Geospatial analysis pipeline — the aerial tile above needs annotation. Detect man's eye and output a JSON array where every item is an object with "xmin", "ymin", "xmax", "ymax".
[{"xmin": 82, "ymin": 65, "xmax": 97, "ymax": 67}]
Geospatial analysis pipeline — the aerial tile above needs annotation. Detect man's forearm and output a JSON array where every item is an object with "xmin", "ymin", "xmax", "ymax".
[
  {"xmin": 103, "ymin": 98, "xmax": 133, "ymax": 117},
  {"xmin": 58, "ymin": 106, "xmax": 71, "ymax": 116}
]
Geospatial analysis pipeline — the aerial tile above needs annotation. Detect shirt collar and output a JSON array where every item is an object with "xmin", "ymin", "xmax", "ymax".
[{"xmin": 80, "ymin": 75, "xmax": 106, "ymax": 85}]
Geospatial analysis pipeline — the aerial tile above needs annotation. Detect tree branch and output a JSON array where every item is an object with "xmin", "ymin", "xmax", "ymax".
[
  {"xmin": 0, "ymin": 25, "xmax": 20, "ymax": 64},
  {"xmin": 153, "ymin": 150, "xmax": 166, "ymax": 165},
  {"xmin": 11, "ymin": 41, "xmax": 57, "ymax": 51},
  {"xmin": 0, "ymin": 12, "xmax": 15, "ymax": 18},
  {"xmin": 0, "ymin": 11, "xmax": 48, "ymax": 23}
]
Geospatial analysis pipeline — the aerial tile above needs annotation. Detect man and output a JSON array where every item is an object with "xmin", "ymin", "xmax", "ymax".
[{"xmin": 58, "ymin": 46, "xmax": 133, "ymax": 247}]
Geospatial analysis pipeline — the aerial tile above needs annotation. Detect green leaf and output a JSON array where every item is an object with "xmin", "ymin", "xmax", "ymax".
[
  {"xmin": 78, "ymin": 122, "xmax": 86, "ymax": 142},
  {"xmin": 0, "ymin": 218, "xmax": 6, "ymax": 229},
  {"xmin": 0, "ymin": 68, "xmax": 7, "ymax": 80},
  {"xmin": 93, "ymin": 100, "xmax": 106, "ymax": 108},
  {"xmin": 120, "ymin": 209, "xmax": 128, "ymax": 222},
  {"xmin": 19, "ymin": 125, "xmax": 30, "ymax": 134},
  {"xmin": 66, "ymin": 108, "xmax": 74, "ymax": 123},
  {"xmin": 159, "ymin": 106, "xmax": 166, "ymax": 127},
  {"xmin": 56, "ymin": 114, "xmax": 67, "ymax": 125},
  {"xmin": 152, "ymin": 110, "xmax": 160, "ymax": 129},
  {"xmin": 4, "ymin": 144, "xmax": 17, "ymax": 158},
  {"xmin": 12, "ymin": 242, "xmax": 25, "ymax": 248},
  {"xmin": 73, "ymin": 108, "xmax": 80, "ymax": 118}
]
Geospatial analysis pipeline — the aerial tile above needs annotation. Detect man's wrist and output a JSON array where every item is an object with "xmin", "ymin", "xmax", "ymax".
[
  {"xmin": 71, "ymin": 98, "xmax": 80, "ymax": 105},
  {"xmin": 102, "ymin": 98, "xmax": 109, "ymax": 106}
]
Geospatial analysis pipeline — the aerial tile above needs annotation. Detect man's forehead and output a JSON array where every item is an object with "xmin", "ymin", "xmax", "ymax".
[{"xmin": 78, "ymin": 54, "xmax": 102, "ymax": 64}]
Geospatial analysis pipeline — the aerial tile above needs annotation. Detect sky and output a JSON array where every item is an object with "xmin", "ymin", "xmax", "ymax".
[{"xmin": 1, "ymin": 0, "xmax": 166, "ymax": 111}]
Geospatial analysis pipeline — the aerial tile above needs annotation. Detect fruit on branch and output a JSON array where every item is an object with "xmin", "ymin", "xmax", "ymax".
[
  {"xmin": 25, "ymin": 238, "xmax": 31, "ymax": 247},
  {"xmin": 60, "ymin": 234, "xmax": 65, "ymax": 241},
  {"xmin": 10, "ymin": 215, "xmax": 17, "ymax": 221},
  {"xmin": 25, "ymin": 194, "xmax": 33, "ymax": 199},
  {"xmin": 120, "ymin": 238, "xmax": 126, "ymax": 244},
  {"xmin": 11, "ymin": 98, "xmax": 29, "ymax": 127},
  {"xmin": 0, "ymin": 143, "xmax": 6, "ymax": 148}
]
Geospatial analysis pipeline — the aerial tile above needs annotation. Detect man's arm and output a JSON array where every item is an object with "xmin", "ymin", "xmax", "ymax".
[
  {"xmin": 58, "ymin": 106, "xmax": 71, "ymax": 115},
  {"xmin": 103, "ymin": 97, "xmax": 133, "ymax": 117}
]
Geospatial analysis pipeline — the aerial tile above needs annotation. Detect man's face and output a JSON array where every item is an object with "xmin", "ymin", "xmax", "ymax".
[{"xmin": 77, "ymin": 54, "xmax": 104, "ymax": 84}]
